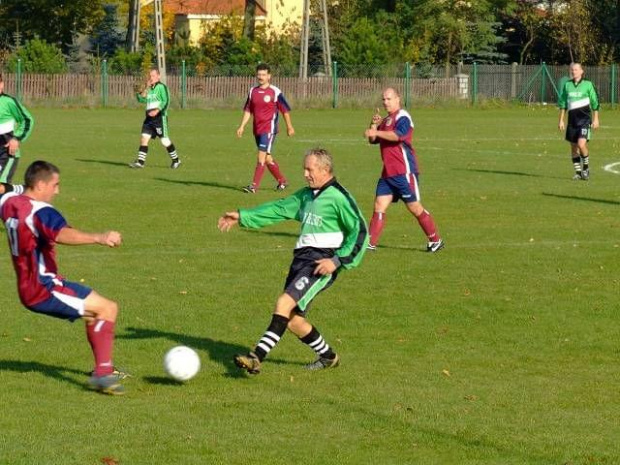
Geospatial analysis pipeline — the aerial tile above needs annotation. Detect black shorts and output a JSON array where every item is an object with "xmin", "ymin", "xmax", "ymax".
[
  {"xmin": 284, "ymin": 248, "xmax": 338, "ymax": 313},
  {"xmin": 141, "ymin": 113, "xmax": 166, "ymax": 139},
  {"xmin": 565, "ymin": 124, "xmax": 590, "ymax": 143},
  {"xmin": 0, "ymin": 133, "xmax": 19, "ymax": 183}
]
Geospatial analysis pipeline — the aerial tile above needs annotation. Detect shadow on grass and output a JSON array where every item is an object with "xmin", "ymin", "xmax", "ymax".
[
  {"xmin": 0, "ymin": 359, "xmax": 88, "ymax": 389},
  {"xmin": 154, "ymin": 177, "xmax": 241, "ymax": 192},
  {"xmin": 460, "ymin": 168, "xmax": 565, "ymax": 180},
  {"xmin": 542, "ymin": 192, "xmax": 620, "ymax": 206},
  {"xmin": 119, "ymin": 327, "xmax": 296, "ymax": 379},
  {"xmin": 75, "ymin": 158, "xmax": 130, "ymax": 168}
]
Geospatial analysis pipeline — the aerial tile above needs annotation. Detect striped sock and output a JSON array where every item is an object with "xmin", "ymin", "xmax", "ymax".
[
  {"xmin": 253, "ymin": 314, "xmax": 289, "ymax": 361},
  {"xmin": 137, "ymin": 145, "xmax": 148, "ymax": 164},
  {"xmin": 300, "ymin": 326, "xmax": 336, "ymax": 360},
  {"xmin": 166, "ymin": 143, "xmax": 178, "ymax": 161},
  {"xmin": 581, "ymin": 155, "xmax": 589, "ymax": 170},
  {"xmin": 572, "ymin": 156, "xmax": 581, "ymax": 173}
]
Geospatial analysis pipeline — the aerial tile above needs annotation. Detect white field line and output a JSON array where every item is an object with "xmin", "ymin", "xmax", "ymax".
[{"xmin": 603, "ymin": 162, "xmax": 620, "ymax": 175}]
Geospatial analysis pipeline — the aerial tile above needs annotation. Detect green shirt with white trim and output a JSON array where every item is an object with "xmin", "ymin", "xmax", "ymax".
[
  {"xmin": 558, "ymin": 78, "xmax": 599, "ymax": 127},
  {"xmin": 239, "ymin": 178, "xmax": 368, "ymax": 270},
  {"xmin": 0, "ymin": 93, "xmax": 34, "ymax": 157}
]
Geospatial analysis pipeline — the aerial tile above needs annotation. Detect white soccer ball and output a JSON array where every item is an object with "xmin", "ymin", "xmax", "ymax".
[{"xmin": 163, "ymin": 345, "xmax": 201, "ymax": 381}]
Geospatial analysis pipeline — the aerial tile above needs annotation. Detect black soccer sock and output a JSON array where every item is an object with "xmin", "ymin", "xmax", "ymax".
[
  {"xmin": 137, "ymin": 145, "xmax": 148, "ymax": 164},
  {"xmin": 300, "ymin": 326, "xmax": 336, "ymax": 360},
  {"xmin": 581, "ymin": 155, "xmax": 589, "ymax": 170},
  {"xmin": 253, "ymin": 314, "xmax": 289, "ymax": 361},
  {"xmin": 572, "ymin": 156, "xmax": 582, "ymax": 173},
  {"xmin": 166, "ymin": 143, "xmax": 178, "ymax": 160},
  {"xmin": 1, "ymin": 182, "xmax": 14, "ymax": 193}
]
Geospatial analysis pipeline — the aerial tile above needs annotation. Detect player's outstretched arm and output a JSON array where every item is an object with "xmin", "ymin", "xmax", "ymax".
[
  {"xmin": 218, "ymin": 211, "xmax": 240, "ymax": 232},
  {"xmin": 57, "ymin": 227, "xmax": 122, "ymax": 247}
]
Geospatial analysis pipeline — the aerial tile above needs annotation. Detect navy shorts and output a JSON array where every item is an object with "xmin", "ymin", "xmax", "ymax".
[
  {"xmin": 376, "ymin": 173, "xmax": 420, "ymax": 203},
  {"xmin": 255, "ymin": 133, "xmax": 276, "ymax": 154},
  {"xmin": 565, "ymin": 124, "xmax": 590, "ymax": 143},
  {"xmin": 284, "ymin": 255, "xmax": 338, "ymax": 313},
  {"xmin": 28, "ymin": 280, "xmax": 92, "ymax": 322},
  {"xmin": 141, "ymin": 113, "xmax": 166, "ymax": 139}
]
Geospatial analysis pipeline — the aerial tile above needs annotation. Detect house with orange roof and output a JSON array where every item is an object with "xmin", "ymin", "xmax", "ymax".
[{"xmin": 169, "ymin": 0, "xmax": 303, "ymax": 45}]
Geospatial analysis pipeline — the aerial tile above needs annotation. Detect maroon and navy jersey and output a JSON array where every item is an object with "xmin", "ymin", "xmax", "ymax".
[
  {"xmin": 375, "ymin": 109, "xmax": 419, "ymax": 178},
  {"xmin": 0, "ymin": 192, "xmax": 68, "ymax": 306},
  {"xmin": 243, "ymin": 85, "xmax": 291, "ymax": 135}
]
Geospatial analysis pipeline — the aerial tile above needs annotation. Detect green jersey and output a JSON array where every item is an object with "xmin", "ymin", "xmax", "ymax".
[
  {"xmin": 136, "ymin": 81, "xmax": 170, "ymax": 114},
  {"xmin": 239, "ymin": 178, "xmax": 368, "ymax": 270},
  {"xmin": 558, "ymin": 78, "xmax": 599, "ymax": 127},
  {"xmin": 0, "ymin": 93, "xmax": 34, "ymax": 155}
]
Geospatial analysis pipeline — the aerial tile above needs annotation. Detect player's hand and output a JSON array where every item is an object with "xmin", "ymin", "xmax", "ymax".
[
  {"xmin": 148, "ymin": 109, "xmax": 159, "ymax": 117},
  {"xmin": 313, "ymin": 258, "xmax": 336, "ymax": 276},
  {"xmin": 287, "ymin": 126, "xmax": 295, "ymax": 137},
  {"xmin": 218, "ymin": 211, "xmax": 240, "ymax": 232},
  {"xmin": 6, "ymin": 138, "xmax": 19, "ymax": 156},
  {"xmin": 592, "ymin": 120, "xmax": 600, "ymax": 130},
  {"xmin": 365, "ymin": 128, "xmax": 378, "ymax": 138},
  {"xmin": 371, "ymin": 108, "xmax": 382, "ymax": 125},
  {"xmin": 99, "ymin": 231, "xmax": 122, "ymax": 247},
  {"xmin": 558, "ymin": 120, "xmax": 565, "ymax": 131},
  {"xmin": 236, "ymin": 126, "xmax": 244, "ymax": 138}
]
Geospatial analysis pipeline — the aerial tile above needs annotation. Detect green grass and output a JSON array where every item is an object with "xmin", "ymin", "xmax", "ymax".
[{"xmin": 0, "ymin": 106, "xmax": 619, "ymax": 464}]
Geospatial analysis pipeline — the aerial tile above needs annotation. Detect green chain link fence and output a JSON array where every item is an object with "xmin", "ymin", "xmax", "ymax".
[{"xmin": 3, "ymin": 61, "xmax": 620, "ymax": 109}]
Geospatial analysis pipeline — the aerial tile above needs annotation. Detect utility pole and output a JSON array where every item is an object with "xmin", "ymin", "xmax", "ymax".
[
  {"xmin": 127, "ymin": 0, "xmax": 167, "ymax": 83},
  {"xmin": 299, "ymin": 0, "xmax": 332, "ymax": 79}
]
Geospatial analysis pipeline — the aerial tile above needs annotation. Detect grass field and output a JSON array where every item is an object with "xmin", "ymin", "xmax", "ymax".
[{"xmin": 0, "ymin": 106, "xmax": 619, "ymax": 465}]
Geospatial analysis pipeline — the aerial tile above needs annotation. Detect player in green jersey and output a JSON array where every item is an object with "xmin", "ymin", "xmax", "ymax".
[
  {"xmin": 218, "ymin": 148, "xmax": 368, "ymax": 374},
  {"xmin": 129, "ymin": 69, "xmax": 181, "ymax": 169},
  {"xmin": 0, "ymin": 74, "xmax": 34, "ymax": 183},
  {"xmin": 558, "ymin": 63, "xmax": 599, "ymax": 181}
]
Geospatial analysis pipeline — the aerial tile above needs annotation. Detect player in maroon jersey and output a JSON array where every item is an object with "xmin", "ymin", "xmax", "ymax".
[
  {"xmin": 0, "ymin": 161, "xmax": 126, "ymax": 395},
  {"xmin": 364, "ymin": 88, "xmax": 443, "ymax": 252},
  {"xmin": 236, "ymin": 63, "xmax": 295, "ymax": 193}
]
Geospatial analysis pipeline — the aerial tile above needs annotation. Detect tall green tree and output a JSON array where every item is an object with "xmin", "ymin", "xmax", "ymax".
[{"xmin": 0, "ymin": 0, "xmax": 106, "ymax": 53}]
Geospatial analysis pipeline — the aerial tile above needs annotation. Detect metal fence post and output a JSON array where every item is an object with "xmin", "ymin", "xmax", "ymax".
[
  {"xmin": 101, "ymin": 59, "xmax": 108, "ymax": 107},
  {"xmin": 540, "ymin": 62, "xmax": 546, "ymax": 102},
  {"xmin": 511, "ymin": 62, "xmax": 517, "ymax": 99},
  {"xmin": 181, "ymin": 60, "xmax": 187, "ymax": 109},
  {"xmin": 404, "ymin": 62, "xmax": 410, "ymax": 108},
  {"xmin": 16, "ymin": 59, "xmax": 23, "ymax": 101},
  {"xmin": 332, "ymin": 61, "xmax": 338, "ymax": 109},
  {"xmin": 611, "ymin": 63, "xmax": 617, "ymax": 109},
  {"xmin": 472, "ymin": 62, "xmax": 478, "ymax": 105}
]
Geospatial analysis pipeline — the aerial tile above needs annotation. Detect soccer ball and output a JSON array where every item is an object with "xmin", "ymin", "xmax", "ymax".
[{"xmin": 163, "ymin": 346, "xmax": 201, "ymax": 381}]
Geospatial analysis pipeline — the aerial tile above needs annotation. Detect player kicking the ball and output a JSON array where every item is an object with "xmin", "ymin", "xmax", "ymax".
[
  {"xmin": 219, "ymin": 148, "xmax": 368, "ymax": 374},
  {"xmin": 0, "ymin": 161, "xmax": 127, "ymax": 395}
]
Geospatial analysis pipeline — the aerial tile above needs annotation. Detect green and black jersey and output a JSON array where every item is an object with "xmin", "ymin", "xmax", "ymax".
[
  {"xmin": 137, "ymin": 82, "xmax": 170, "ymax": 115},
  {"xmin": 558, "ymin": 78, "xmax": 599, "ymax": 127},
  {"xmin": 0, "ymin": 93, "xmax": 34, "ymax": 156},
  {"xmin": 239, "ymin": 178, "xmax": 368, "ymax": 271}
]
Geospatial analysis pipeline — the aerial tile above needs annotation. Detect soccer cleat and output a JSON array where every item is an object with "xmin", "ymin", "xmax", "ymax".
[
  {"xmin": 234, "ymin": 352, "xmax": 261, "ymax": 374},
  {"xmin": 572, "ymin": 173, "xmax": 582, "ymax": 180},
  {"xmin": 242, "ymin": 185, "xmax": 257, "ymax": 194},
  {"xmin": 129, "ymin": 160, "xmax": 144, "ymax": 169},
  {"xmin": 275, "ymin": 183, "xmax": 288, "ymax": 191},
  {"xmin": 304, "ymin": 353, "xmax": 340, "ymax": 371},
  {"xmin": 90, "ymin": 367, "xmax": 131, "ymax": 380},
  {"xmin": 581, "ymin": 169, "xmax": 589, "ymax": 180},
  {"xmin": 367, "ymin": 244, "xmax": 377, "ymax": 251},
  {"xmin": 427, "ymin": 239, "xmax": 445, "ymax": 253},
  {"xmin": 170, "ymin": 158, "xmax": 181, "ymax": 169},
  {"xmin": 88, "ymin": 373, "xmax": 125, "ymax": 395}
]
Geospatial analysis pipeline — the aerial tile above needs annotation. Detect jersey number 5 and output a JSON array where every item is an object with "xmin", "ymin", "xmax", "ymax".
[{"xmin": 5, "ymin": 218, "xmax": 19, "ymax": 257}]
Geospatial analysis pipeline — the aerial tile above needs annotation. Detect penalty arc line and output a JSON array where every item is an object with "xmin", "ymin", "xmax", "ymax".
[{"xmin": 603, "ymin": 161, "xmax": 620, "ymax": 174}]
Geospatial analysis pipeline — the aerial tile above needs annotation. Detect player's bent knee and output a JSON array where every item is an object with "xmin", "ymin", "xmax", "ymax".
[{"xmin": 160, "ymin": 137, "xmax": 171, "ymax": 147}]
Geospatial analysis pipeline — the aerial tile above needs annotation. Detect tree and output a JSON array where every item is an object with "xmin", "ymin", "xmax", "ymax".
[
  {"xmin": 7, "ymin": 38, "xmax": 67, "ymax": 73},
  {"xmin": 91, "ymin": 3, "xmax": 125, "ymax": 58},
  {"xmin": 0, "ymin": 0, "xmax": 106, "ymax": 53}
]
